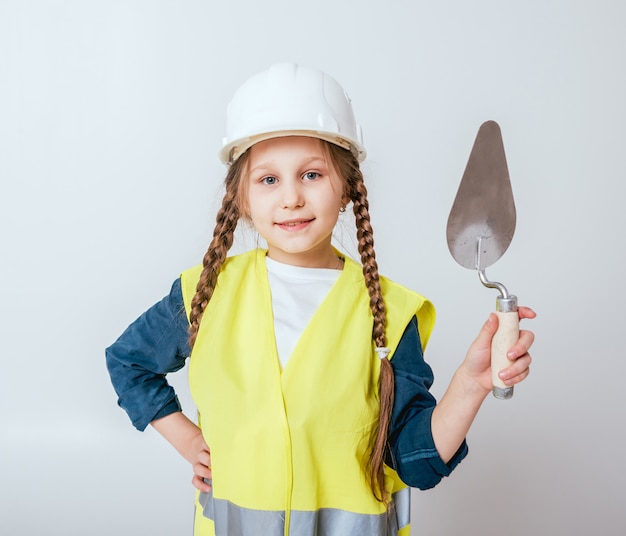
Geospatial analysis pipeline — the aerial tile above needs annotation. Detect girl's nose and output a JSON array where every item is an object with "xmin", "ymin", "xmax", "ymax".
[{"xmin": 280, "ymin": 180, "xmax": 304, "ymax": 209}]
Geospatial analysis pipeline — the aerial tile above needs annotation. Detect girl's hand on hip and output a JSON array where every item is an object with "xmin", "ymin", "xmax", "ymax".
[
  {"xmin": 150, "ymin": 412, "xmax": 213, "ymax": 492},
  {"xmin": 191, "ymin": 436, "xmax": 212, "ymax": 493}
]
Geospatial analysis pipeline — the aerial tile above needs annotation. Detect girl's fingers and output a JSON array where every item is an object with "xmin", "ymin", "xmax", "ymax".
[
  {"xmin": 191, "ymin": 441, "xmax": 212, "ymax": 493},
  {"xmin": 499, "ymin": 353, "xmax": 532, "ymax": 385},
  {"xmin": 193, "ymin": 460, "xmax": 212, "ymax": 480},
  {"xmin": 518, "ymin": 306, "xmax": 537, "ymax": 320},
  {"xmin": 197, "ymin": 449, "xmax": 211, "ymax": 467},
  {"xmin": 192, "ymin": 474, "xmax": 212, "ymax": 493},
  {"xmin": 507, "ymin": 329, "xmax": 535, "ymax": 361},
  {"xmin": 192, "ymin": 455, "xmax": 213, "ymax": 493}
]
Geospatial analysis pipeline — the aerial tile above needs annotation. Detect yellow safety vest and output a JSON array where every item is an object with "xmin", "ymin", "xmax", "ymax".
[{"xmin": 180, "ymin": 249, "xmax": 435, "ymax": 536}]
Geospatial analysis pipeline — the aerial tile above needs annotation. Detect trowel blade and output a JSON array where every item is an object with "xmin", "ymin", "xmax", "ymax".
[{"xmin": 446, "ymin": 120, "xmax": 516, "ymax": 270}]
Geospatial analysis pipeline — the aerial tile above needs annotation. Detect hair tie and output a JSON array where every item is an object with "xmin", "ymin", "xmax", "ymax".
[{"xmin": 375, "ymin": 347, "xmax": 390, "ymax": 360}]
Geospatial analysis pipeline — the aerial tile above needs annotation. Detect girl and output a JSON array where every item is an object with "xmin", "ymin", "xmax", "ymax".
[{"xmin": 106, "ymin": 63, "xmax": 535, "ymax": 536}]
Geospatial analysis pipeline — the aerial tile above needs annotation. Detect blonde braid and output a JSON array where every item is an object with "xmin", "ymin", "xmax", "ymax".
[
  {"xmin": 188, "ymin": 153, "xmax": 248, "ymax": 348},
  {"xmin": 352, "ymin": 180, "xmax": 387, "ymax": 348},
  {"xmin": 351, "ymin": 177, "xmax": 393, "ymax": 505}
]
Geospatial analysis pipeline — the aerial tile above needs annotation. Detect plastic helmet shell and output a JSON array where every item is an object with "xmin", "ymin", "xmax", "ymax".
[{"xmin": 219, "ymin": 63, "xmax": 366, "ymax": 164}]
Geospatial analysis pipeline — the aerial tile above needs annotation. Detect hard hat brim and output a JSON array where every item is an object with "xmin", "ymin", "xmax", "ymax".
[{"xmin": 220, "ymin": 129, "xmax": 367, "ymax": 165}]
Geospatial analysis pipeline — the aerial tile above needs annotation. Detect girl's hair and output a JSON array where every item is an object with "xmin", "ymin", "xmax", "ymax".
[
  {"xmin": 188, "ymin": 140, "xmax": 392, "ymax": 505},
  {"xmin": 188, "ymin": 151, "xmax": 249, "ymax": 348}
]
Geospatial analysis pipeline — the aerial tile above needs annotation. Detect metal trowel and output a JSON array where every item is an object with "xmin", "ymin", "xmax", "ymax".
[{"xmin": 446, "ymin": 120, "xmax": 519, "ymax": 399}]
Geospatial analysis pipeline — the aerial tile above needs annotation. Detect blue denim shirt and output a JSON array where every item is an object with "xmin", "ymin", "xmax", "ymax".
[{"xmin": 105, "ymin": 278, "xmax": 467, "ymax": 490}]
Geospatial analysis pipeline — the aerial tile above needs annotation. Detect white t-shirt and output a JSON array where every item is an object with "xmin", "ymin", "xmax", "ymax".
[{"xmin": 265, "ymin": 256, "xmax": 342, "ymax": 369}]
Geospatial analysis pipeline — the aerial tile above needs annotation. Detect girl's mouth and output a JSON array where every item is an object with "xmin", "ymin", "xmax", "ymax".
[{"xmin": 276, "ymin": 219, "xmax": 313, "ymax": 230}]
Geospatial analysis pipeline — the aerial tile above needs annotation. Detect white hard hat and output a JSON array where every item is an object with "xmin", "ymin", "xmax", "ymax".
[{"xmin": 219, "ymin": 63, "xmax": 366, "ymax": 164}]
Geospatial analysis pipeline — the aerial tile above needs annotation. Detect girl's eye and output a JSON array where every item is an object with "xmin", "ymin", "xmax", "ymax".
[
  {"xmin": 304, "ymin": 171, "xmax": 320, "ymax": 181},
  {"xmin": 262, "ymin": 176, "xmax": 277, "ymax": 185}
]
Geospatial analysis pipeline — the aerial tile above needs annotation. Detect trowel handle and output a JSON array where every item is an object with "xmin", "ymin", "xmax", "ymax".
[{"xmin": 491, "ymin": 297, "xmax": 518, "ymax": 399}]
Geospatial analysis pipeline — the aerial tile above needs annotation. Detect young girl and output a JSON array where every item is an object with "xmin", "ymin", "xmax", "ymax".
[{"xmin": 106, "ymin": 62, "xmax": 535, "ymax": 536}]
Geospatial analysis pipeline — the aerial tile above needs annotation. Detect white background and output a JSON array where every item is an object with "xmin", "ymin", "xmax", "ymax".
[{"xmin": 1, "ymin": 1, "xmax": 625, "ymax": 534}]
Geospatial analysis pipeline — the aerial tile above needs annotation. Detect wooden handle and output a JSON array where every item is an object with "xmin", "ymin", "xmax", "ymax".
[{"xmin": 491, "ymin": 310, "xmax": 519, "ymax": 399}]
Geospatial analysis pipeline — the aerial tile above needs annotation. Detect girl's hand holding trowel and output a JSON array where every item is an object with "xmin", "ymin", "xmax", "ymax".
[
  {"xmin": 430, "ymin": 306, "xmax": 536, "ymax": 464},
  {"xmin": 461, "ymin": 306, "xmax": 536, "ymax": 395}
]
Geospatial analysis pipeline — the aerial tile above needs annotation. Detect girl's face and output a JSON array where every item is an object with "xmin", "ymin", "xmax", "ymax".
[{"xmin": 244, "ymin": 136, "xmax": 347, "ymax": 268}]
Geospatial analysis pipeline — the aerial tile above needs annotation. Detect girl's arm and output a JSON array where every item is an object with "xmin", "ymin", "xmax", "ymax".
[
  {"xmin": 389, "ymin": 317, "xmax": 468, "ymax": 490},
  {"xmin": 105, "ymin": 278, "xmax": 190, "ymax": 431},
  {"xmin": 106, "ymin": 279, "xmax": 213, "ymax": 492},
  {"xmin": 431, "ymin": 307, "xmax": 536, "ymax": 463}
]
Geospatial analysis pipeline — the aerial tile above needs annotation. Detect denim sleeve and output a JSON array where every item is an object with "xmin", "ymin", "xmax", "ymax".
[
  {"xmin": 389, "ymin": 316, "xmax": 468, "ymax": 490},
  {"xmin": 105, "ymin": 278, "xmax": 191, "ymax": 431}
]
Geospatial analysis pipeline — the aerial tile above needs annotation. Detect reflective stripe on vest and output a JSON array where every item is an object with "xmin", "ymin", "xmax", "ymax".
[
  {"xmin": 181, "ymin": 249, "xmax": 435, "ymax": 536},
  {"xmin": 197, "ymin": 485, "xmax": 411, "ymax": 536}
]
